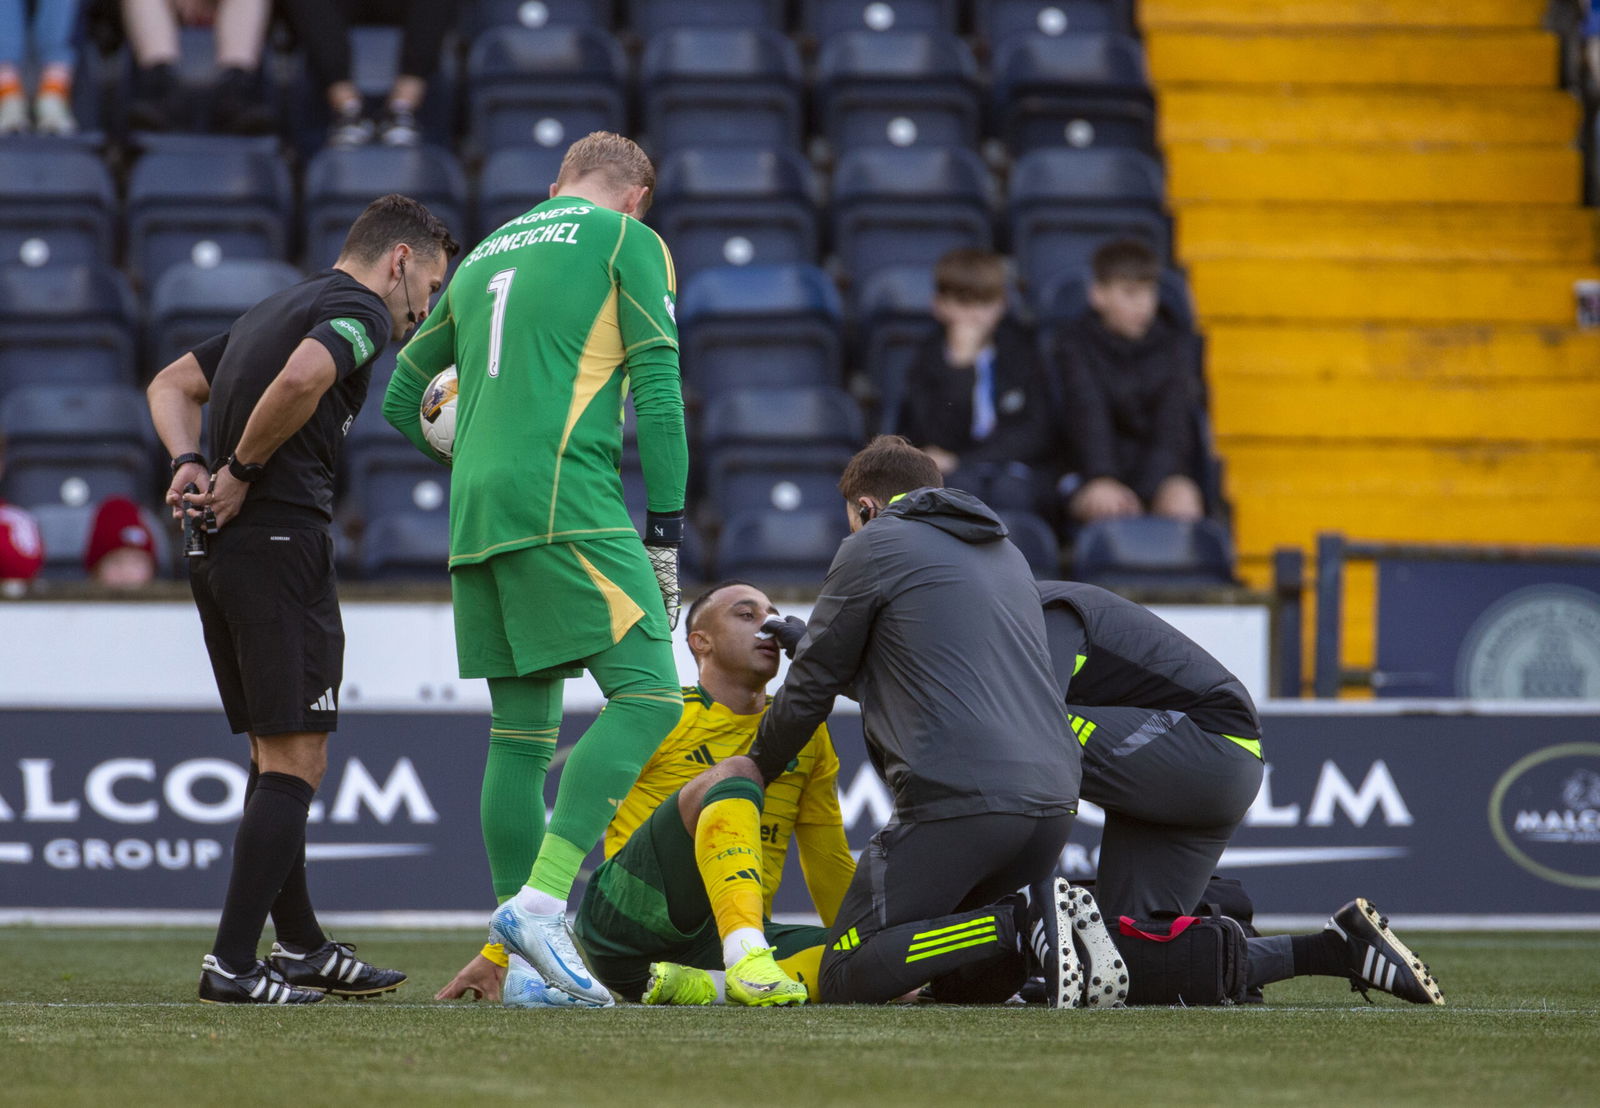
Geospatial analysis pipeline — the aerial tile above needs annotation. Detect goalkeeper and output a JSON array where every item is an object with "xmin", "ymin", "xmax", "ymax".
[{"xmin": 383, "ymin": 131, "xmax": 686, "ymax": 1007}]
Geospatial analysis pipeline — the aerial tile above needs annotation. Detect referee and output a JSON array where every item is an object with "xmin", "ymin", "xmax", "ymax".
[{"xmin": 146, "ymin": 195, "xmax": 457, "ymax": 1005}]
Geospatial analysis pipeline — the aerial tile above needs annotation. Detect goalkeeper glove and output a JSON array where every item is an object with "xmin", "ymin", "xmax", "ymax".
[
  {"xmin": 644, "ymin": 511, "xmax": 683, "ymax": 630},
  {"xmin": 757, "ymin": 615, "xmax": 807, "ymax": 659}
]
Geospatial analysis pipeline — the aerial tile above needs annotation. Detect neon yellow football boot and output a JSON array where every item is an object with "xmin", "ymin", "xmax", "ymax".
[
  {"xmin": 725, "ymin": 946, "xmax": 808, "ymax": 1007},
  {"xmin": 641, "ymin": 961, "xmax": 716, "ymax": 1006}
]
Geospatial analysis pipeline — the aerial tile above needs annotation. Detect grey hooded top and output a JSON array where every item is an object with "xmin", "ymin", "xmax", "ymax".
[{"xmin": 748, "ymin": 487, "xmax": 1081, "ymax": 823}]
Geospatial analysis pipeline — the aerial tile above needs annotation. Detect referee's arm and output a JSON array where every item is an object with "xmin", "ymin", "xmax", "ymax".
[{"xmin": 148, "ymin": 351, "xmax": 213, "ymax": 514}]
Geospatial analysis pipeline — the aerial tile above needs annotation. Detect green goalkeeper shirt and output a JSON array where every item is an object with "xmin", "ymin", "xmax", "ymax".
[{"xmin": 383, "ymin": 196, "xmax": 687, "ymax": 568}]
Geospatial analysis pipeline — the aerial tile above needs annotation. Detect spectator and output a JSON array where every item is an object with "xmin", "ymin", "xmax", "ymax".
[
  {"xmin": 0, "ymin": 500, "xmax": 43, "ymax": 595},
  {"xmin": 894, "ymin": 248, "xmax": 1061, "ymax": 517},
  {"xmin": 84, "ymin": 494, "xmax": 157, "ymax": 588},
  {"xmin": 1050, "ymin": 238, "xmax": 1205, "ymax": 526},
  {"xmin": 278, "ymin": 0, "xmax": 460, "ymax": 148},
  {"xmin": 121, "ymin": 0, "xmax": 274, "ymax": 134},
  {"xmin": 0, "ymin": 0, "xmax": 82, "ymax": 135}
]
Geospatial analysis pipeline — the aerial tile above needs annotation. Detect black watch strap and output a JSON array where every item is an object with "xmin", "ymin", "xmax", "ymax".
[
  {"xmin": 170, "ymin": 452, "xmax": 207, "ymax": 475},
  {"xmin": 227, "ymin": 455, "xmax": 266, "ymax": 483}
]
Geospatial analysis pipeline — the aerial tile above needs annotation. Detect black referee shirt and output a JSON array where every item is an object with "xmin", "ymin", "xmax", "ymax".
[{"xmin": 190, "ymin": 270, "xmax": 390, "ymax": 528}]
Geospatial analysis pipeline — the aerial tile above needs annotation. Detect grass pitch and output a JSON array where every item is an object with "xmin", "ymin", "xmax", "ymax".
[{"xmin": 2, "ymin": 928, "xmax": 1597, "ymax": 1107}]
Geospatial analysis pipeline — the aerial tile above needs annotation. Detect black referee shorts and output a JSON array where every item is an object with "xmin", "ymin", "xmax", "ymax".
[{"xmin": 189, "ymin": 524, "xmax": 343, "ymax": 736}]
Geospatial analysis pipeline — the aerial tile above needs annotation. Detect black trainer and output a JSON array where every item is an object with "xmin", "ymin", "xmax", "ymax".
[
  {"xmin": 1326, "ymin": 898, "xmax": 1444, "ymax": 1005},
  {"xmin": 1024, "ymin": 876, "xmax": 1084, "ymax": 1008},
  {"xmin": 269, "ymin": 940, "xmax": 407, "ymax": 998},
  {"xmin": 198, "ymin": 954, "xmax": 324, "ymax": 1005}
]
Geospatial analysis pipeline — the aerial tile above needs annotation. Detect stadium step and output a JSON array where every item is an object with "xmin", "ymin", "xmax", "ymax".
[
  {"xmin": 1176, "ymin": 206, "xmax": 1598, "ymax": 265},
  {"xmin": 1203, "ymin": 324, "xmax": 1600, "ymax": 382},
  {"xmin": 1210, "ymin": 373, "xmax": 1600, "ymax": 443},
  {"xmin": 1140, "ymin": 0, "xmax": 1547, "ymax": 30},
  {"xmin": 1166, "ymin": 145, "xmax": 1582, "ymax": 205},
  {"xmin": 1191, "ymin": 259, "xmax": 1600, "ymax": 325},
  {"xmin": 1158, "ymin": 88, "xmax": 1580, "ymax": 146},
  {"xmin": 1144, "ymin": 29, "xmax": 1556, "ymax": 87}
]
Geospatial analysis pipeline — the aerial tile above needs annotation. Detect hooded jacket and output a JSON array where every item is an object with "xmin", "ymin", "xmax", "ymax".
[
  {"xmin": 1039, "ymin": 580, "xmax": 1261, "ymax": 740},
  {"xmin": 749, "ymin": 487, "xmax": 1081, "ymax": 822}
]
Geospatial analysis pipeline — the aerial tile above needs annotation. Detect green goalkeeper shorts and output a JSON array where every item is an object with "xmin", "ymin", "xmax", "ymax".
[
  {"xmin": 573, "ymin": 790, "xmax": 826, "ymax": 1001},
  {"xmin": 451, "ymin": 536, "xmax": 671, "ymax": 680}
]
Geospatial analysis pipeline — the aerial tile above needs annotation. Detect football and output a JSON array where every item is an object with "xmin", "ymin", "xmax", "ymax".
[{"xmin": 419, "ymin": 366, "xmax": 458, "ymax": 461}]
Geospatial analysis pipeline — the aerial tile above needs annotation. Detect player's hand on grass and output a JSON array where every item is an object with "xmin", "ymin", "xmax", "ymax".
[
  {"xmin": 435, "ymin": 953, "xmax": 506, "ymax": 1001},
  {"xmin": 644, "ymin": 511, "xmax": 684, "ymax": 630},
  {"xmin": 758, "ymin": 615, "xmax": 807, "ymax": 659}
]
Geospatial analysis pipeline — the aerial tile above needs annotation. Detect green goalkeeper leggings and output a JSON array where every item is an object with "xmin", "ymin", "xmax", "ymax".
[{"xmin": 481, "ymin": 623, "xmax": 682, "ymax": 903}]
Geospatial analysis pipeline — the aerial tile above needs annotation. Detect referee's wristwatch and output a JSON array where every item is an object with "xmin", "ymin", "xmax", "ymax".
[
  {"xmin": 225, "ymin": 454, "xmax": 265, "ymax": 483},
  {"xmin": 169, "ymin": 452, "xmax": 207, "ymax": 476}
]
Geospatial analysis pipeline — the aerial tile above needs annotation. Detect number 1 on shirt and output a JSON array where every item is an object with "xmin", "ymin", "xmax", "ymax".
[{"xmin": 486, "ymin": 268, "xmax": 516, "ymax": 379}]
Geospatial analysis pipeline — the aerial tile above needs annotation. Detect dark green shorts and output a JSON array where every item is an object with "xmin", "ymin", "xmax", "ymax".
[{"xmin": 573, "ymin": 789, "xmax": 825, "ymax": 1000}]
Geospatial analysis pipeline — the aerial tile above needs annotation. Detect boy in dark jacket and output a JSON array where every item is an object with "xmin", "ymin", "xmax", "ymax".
[{"xmin": 1052, "ymin": 239, "xmax": 1205, "ymax": 525}]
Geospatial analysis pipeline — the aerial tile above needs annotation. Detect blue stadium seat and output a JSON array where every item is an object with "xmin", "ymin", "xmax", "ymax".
[
  {"xmin": 0, "ymin": 141, "xmax": 116, "ymax": 267},
  {"xmin": 639, "ymin": 28, "xmax": 804, "ymax": 155},
  {"xmin": 358, "ymin": 511, "xmax": 451, "ymax": 580},
  {"xmin": 465, "ymin": 25, "xmax": 627, "ymax": 157},
  {"xmin": 815, "ymin": 30, "xmax": 981, "ymax": 151},
  {"xmin": 302, "ymin": 145, "xmax": 469, "ymax": 269},
  {"xmin": 713, "ymin": 508, "xmax": 849, "ymax": 586},
  {"xmin": 147, "ymin": 259, "xmax": 304, "ymax": 371},
  {"xmin": 705, "ymin": 449, "xmax": 856, "ymax": 523},
  {"xmin": 829, "ymin": 146, "xmax": 994, "ymax": 290},
  {"xmin": 700, "ymin": 386, "xmax": 865, "ymax": 454},
  {"xmin": 1036, "ymin": 267, "xmax": 1193, "ymax": 330},
  {"xmin": 648, "ymin": 147, "xmax": 818, "ymax": 284},
  {"xmin": 126, "ymin": 144, "xmax": 293, "ymax": 288},
  {"xmin": 1070, "ymin": 517, "xmax": 1236, "ymax": 589},
  {"xmin": 476, "ymin": 147, "xmax": 569, "ymax": 238},
  {"xmin": 629, "ymin": 0, "xmax": 786, "ymax": 36},
  {"xmin": 0, "ymin": 384, "xmax": 156, "ymax": 509},
  {"xmin": 30, "ymin": 502, "xmax": 97, "ymax": 581},
  {"xmin": 1008, "ymin": 147, "xmax": 1168, "ymax": 299},
  {"xmin": 996, "ymin": 510, "xmax": 1061, "ymax": 577},
  {"xmin": 851, "ymin": 265, "xmax": 939, "ymax": 432},
  {"xmin": 342, "ymin": 352, "xmax": 452, "ymax": 522},
  {"xmin": 0, "ymin": 263, "xmax": 138, "ymax": 389},
  {"xmin": 800, "ymin": 0, "xmax": 959, "ymax": 39},
  {"xmin": 462, "ymin": 0, "xmax": 614, "ymax": 38},
  {"xmin": 345, "ymin": 25, "xmax": 456, "ymax": 148},
  {"xmin": 974, "ymin": 0, "xmax": 1131, "ymax": 43},
  {"xmin": 992, "ymin": 33, "xmax": 1155, "ymax": 155},
  {"xmin": 677, "ymin": 264, "xmax": 845, "ymax": 398}
]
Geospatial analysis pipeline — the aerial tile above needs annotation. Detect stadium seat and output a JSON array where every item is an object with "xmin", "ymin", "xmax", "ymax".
[
  {"xmin": 639, "ymin": 28, "xmax": 804, "ymax": 155},
  {"xmin": 461, "ymin": 0, "xmax": 615, "ymax": 38},
  {"xmin": 30, "ymin": 502, "xmax": 98, "ymax": 581},
  {"xmin": 146, "ymin": 259, "xmax": 304, "ymax": 371},
  {"xmin": 0, "ymin": 263, "xmax": 138, "ymax": 390},
  {"xmin": 648, "ymin": 147, "xmax": 818, "ymax": 283},
  {"xmin": 799, "ymin": 0, "xmax": 959, "ymax": 40},
  {"xmin": 464, "ymin": 25, "xmax": 626, "ymax": 158},
  {"xmin": 302, "ymin": 145, "xmax": 469, "ymax": 269},
  {"xmin": 345, "ymin": 25, "xmax": 456, "ymax": 148},
  {"xmin": 1035, "ymin": 267, "xmax": 1193, "ymax": 330},
  {"xmin": 974, "ymin": 0, "xmax": 1131, "ymax": 43},
  {"xmin": 996, "ymin": 510, "xmax": 1061, "ymax": 577},
  {"xmin": 628, "ymin": 0, "xmax": 786, "ymax": 36},
  {"xmin": 1007, "ymin": 147, "xmax": 1168, "ymax": 298},
  {"xmin": 852, "ymin": 265, "xmax": 940, "ymax": 432},
  {"xmin": 1069, "ymin": 517, "xmax": 1236, "ymax": 589},
  {"xmin": 991, "ymin": 33, "xmax": 1155, "ymax": 155},
  {"xmin": 343, "ymin": 358, "xmax": 452, "ymax": 523},
  {"xmin": 0, "ymin": 141, "xmax": 116, "ymax": 267},
  {"xmin": 126, "ymin": 143, "xmax": 294, "ymax": 288},
  {"xmin": 815, "ymin": 29, "xmax": 981, "ymax": 151},
  {"xmin": 829, "ymin": 146, "xmax": 995, "ymax": 291},
  {"xmin": 677, "ymin": 264, "xmax": 845, "ymax": 398},
  {"xmin": 705, "ymin": 449, "xmax": 857, "ymax": 523},
  {"xmin": 713, "ymin": 508, "xmax": 849, "ymax": 585},
  {"xmin": 358, "ymin": 511, "xmax": 451, "ymax": 581},
  {"xmin": 700, "ymin": 386, "xmax": 865, "ymax": 455},
  {"xmin": 0, "ymin": 384, "xmax": 156, "ymax": 509},
  {"xmin": 476, "ymin": 147, "xmax": 570, "ymax": 238}
]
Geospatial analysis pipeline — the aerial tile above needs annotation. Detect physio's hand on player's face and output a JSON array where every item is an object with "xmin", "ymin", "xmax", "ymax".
[
  {"xmin": 435, "ymin": 953, "xmax": 505, "ymax": 1001},
  {"xmin": 206, "ymin": 469, "xmax": 249, "ymax": 529},
  {"xmin": 647, "ymin": 544, "xmax": 681, "ymax": 630},
  {"xmin": 758, "ymin": 614, "xmax": 807, "ymax": 659},
  {"xmin": 165, "ymin": 463, "xmax": 211, "ymax": 520}
]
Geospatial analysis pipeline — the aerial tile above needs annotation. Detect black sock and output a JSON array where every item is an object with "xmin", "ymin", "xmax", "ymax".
[
  {"xmin": 1292, "ymin": 931, "xmax": 1349, "ymax": 977},
  {"xmin": 241, "ymin": 762, "xmax": 326, "ymax": 951},
  {"xmin": 211, "ymin": 772, "xmax": 316, "ymax": 974}
]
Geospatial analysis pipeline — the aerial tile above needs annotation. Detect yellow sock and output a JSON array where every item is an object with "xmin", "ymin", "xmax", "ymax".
[
  {"xmin": 695, "ymin": 782, "xmax": 767, "ymax": 947},
  {"xmin": 777, "ymin": 944, "xmax": 825, "ymax": 1002}
]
